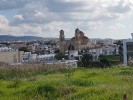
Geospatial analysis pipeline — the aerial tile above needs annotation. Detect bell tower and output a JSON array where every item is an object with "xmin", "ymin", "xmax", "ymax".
[
  {"xmin": 75, "ymin": 28, "xmax": 81, "ymax": 51},
  {"xmin": 59, "ymin": 30, "xmax": 65, "ymax": 53}
]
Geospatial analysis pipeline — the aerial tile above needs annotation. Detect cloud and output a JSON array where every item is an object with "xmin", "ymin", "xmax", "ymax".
[
  {"xmin": 0, "ymin": 0, "xmax": 133, "ymax": 38},
  {"xmin": 0, "ymin": 15, "xmax": 19, "ymax": 35},
  {"xmin": 9, "ymin": 0, "xmax": 133, "ymax": 26},
  {"xmin": 108, "ymin": 23, "xmax": 125, "ymax": 31},
  {"xmin": 0, "ymin": 0, "xmax": 30, "ymax": 10},
  {"xmin": 0, "ymin": 15, "xmax": 9, "ymax": 30},
  {"xmin": 14, "ymin": 15, "xmax": 24, "ymax": 21},
  {"xmin": 108, "ymin": 0, "xmax": 133, "ymax": 13}
]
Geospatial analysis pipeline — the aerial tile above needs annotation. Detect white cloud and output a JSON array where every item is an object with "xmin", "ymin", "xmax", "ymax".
[
  {"xmin": 14, "ymin": 15, "xmax": 24, "ymax": 20},
  {"xmin": 34, "ymin": 11, "xmax": 46, "ymax": 18},
  {"xmin": 0, "ymin": 15, "xmax": 20, "ymax": 35},
  {"xmin": 0, "ymin": 15, "xmax": 8, "ymax": 25},
  {"xmin": 10, "ymin": 0, "xmax": 133, "ymax": 25},
  {"xmin": 0, "ymin": 0, "xmax": 30, "ymax": 10},
  {"xmin": 0, "ymin": 0, "xmax": 133, "ymax": 39},
  {"xmin": 108, "ymin": 23, "xmax": 125, "ymax": 31}
]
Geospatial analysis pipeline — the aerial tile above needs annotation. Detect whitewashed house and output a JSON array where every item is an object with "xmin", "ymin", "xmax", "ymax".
[
  {"xmin": 123, "ymin": 33, "xmax": 133, "ymax": 66},
  {"xmin": 22, "ymin": 52, "xmax": 31, "ymax": 62}
]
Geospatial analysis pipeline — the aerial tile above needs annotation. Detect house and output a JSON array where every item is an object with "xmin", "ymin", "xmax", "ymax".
[
  {"xmin": 22, "ymin": 52, "xmax": 31, "ymax": 62},
  {"xmin": 58, "ymin": 58, "xmax": 78, "ymax": 68},
  {"xmin": 123, "ymin": 33, "xmax": 133, "ymax": 66},
  {"xmin": 22, "ymin": 52, "xmax": 55, "ymax": 63}
]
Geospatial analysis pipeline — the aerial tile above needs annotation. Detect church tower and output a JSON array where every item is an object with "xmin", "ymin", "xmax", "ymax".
[
  {"xmin": 75, "ymin": 28, "xmax": 81, "ymax": 51},
  {"xmin": 59, "ymin": 30, "xmax": 65, "ymax": 53}
]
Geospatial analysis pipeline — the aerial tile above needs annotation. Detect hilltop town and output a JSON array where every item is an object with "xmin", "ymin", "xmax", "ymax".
[
  {"xmin": 0, "ymin": 29, "xmax": 133, "ymax": 100},
  {"xmin": 0, "ymin": 28, "xmax": 123, "ymax": 66}
]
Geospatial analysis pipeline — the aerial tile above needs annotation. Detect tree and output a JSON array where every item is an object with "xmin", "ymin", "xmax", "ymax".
[
  {"xmin": 54, "ymin": 53, "xmax": 68, "ymax": 60},
  {"xmin": 54, "ymin": 49, "xmax": 60, "ymax": 53},
  {"xmin": 81, "ymin": 53, "xmax": 93, "ymax": 68},
  {"xmin": 119, "ymin": 44, "xmax": 123, "ymax": 62},
  {"xmin": 114, "ymin": 40, "xmax": 123, "ymax": 62},
  {"xmin": 100, "ymin": 58, "xmax": 111, "ymax": 68},
  {"xmin": 19, "ymin": 47, "xmax": 29, "ymax": 52}
]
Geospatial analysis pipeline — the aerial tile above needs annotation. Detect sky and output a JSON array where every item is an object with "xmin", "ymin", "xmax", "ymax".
[{"xmin": 0, "ymin": 0, "xmax": 133, "ymax": 39}]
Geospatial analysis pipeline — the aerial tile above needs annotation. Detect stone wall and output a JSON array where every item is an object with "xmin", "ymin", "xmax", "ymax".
[{"xmin": 0, "ymin": 51, "xmax": 24, "ymax": 64}]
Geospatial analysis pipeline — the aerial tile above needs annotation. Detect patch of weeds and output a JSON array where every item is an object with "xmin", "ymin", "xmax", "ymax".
[
  {"xmin": 58, "ymin": 85, "xmax": 76, "ymax": 96},
  {"xmin": 7, "ymin": 79, "xmax": 21, "ymax": 88},
  {"xmin": 36, "ymin": 84, "xmax": 55, "ymax": 96},
  {"xmin": 87, "ymin": 72, "xmax": 99, "ymax": 77},
  {"xmin": 27, "ymin": 77, "xmax": 36, "ymax": 81},
  {"xmin": 70, "ymin": 78, "xmax": 95, "ymax": 87},
  {"xmin": 68, "ymin": 87, "xmax": 106, "ymax": 100},
  {"xmin": 108, "ymin": 92, "xmax": 121, "ymax": 100},
  {"xmin": 0, "ymin": 90, "xmax": 4, "ymax": 96},
  {"xmin": 119, "ymin": 70, "xmax": 133, "ymax": 76},
  {"xmin": 20, "ymin": 83, "xmax": 59, "ymax": 99}
]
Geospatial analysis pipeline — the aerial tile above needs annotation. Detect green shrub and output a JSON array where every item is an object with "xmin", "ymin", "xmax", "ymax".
[
  {"xmin": 70, "ymin": 78, "xmax": 94, "ymax": 86},
  {"xmin": 7, "ymin": 79, "xmax": 21, "ymax": 88},
  {"xmin": 36, "ymin": 84, "xmax": 56, "ymax": 96},
  {"xmin": 119, "ymin": 70, "xmax": 133, "ymax": 76}
]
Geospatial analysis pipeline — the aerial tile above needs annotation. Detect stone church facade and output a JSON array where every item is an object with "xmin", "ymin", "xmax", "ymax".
[{"xmin": 59, "ymin": 28, "xmax": 95, "ymax": 53}]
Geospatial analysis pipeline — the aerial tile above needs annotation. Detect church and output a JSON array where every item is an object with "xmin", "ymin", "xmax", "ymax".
[{"xmin": 59, "ymin": 28, "xmax": 96, "ymax": 53}]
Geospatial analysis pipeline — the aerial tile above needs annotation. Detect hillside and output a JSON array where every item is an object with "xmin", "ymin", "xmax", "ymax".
[
  {"xmin": 0, "ymin": 65, "xmax": 132, "ymax": 100},
  {"xmin": 0, "ymin": 35, "xmax": 44, "ymax": 41}
]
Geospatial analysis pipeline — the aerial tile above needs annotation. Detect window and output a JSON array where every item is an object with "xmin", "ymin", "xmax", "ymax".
[
  {"xmin": 127, "ymin": 42, "xmax": 133, "ymax": 51},
  {"xmin": 23, "ymin": 58, "xmax": 28, "ymax": 60}
]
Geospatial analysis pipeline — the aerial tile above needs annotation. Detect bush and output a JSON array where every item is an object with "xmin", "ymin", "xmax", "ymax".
[
  {"xmin": 71, "ymin": 78, "xmax": 94, "ymax": 86},
  {"xmin": 100, "ymin": 58, "xmax": 111, "ymax": 68},
  {"xmin": 55, "ymin": 53, "xmax": 68, "ymax": 60},
  {"xmin": 80, "ymin": 54, "xmax": 93, "ymax": 68},
  {"xmin": 99, "ymin": 55, "xmax": 120, "ymax": 65}
]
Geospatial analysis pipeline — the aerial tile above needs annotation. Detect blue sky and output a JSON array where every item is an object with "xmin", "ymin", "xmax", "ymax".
[{"xmin": 0, "ymin": 0, "xmax": 133, "ymax": 39}]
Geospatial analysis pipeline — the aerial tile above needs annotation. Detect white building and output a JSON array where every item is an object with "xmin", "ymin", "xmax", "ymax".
[
  {"xmin": 29, "ymin": 54, "xmax": 37, "ymax": 62},
  {"xmin": 0, "ymin": 47, "xmax": 14, "ymax": 52},
  {"xmin": 123, "ymin": 33, "xmax": 133, "ymax": 66},
  {"xmin": 22, "ymin": 52, "xmax": 31, "ymax": 62},
  {"xmin": 22, "ymin": 52, "xmax": 55, "ymax": 63},
  {"xmin": 102, "ymin": 45, "xmax": 118, "ymax": 55},
  {"xmin": 37, "ymin": 54, "xmax": 55, "ymax": 62},
  {"xmin": 22, "ymin": 52, "xmax": 37, "ymax": 63},
  {"xmin": 89, "ymin": 47, "xmax": 103, "ymax": 59},
  {"xmin": 68, "ymin": 50, "xmax": 82, "ymax": 60},
  {"xmin": 89, "ymin": 45, "xmax": 118, "ymax": 60},
  {"xmin": 58, "ymin": 59, "xmax": 78, "ymax": 68}
]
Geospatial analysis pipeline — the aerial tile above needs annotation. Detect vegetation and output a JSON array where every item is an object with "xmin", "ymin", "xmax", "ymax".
[
  {"xmin": 19, "ymin": 47, "xmax": 29, "ymax": 52},
  {"xmin": 79, "ymin": 53, "xmax": 93, "ymax": 68},
  {"xmin": 79, "ymin": 54, "xmax": 111, "ymax": 68},
  {"xmin": 55, "ymin": 53, "xmax": 68, "ymax": 60},
  {"xmin": 114, "ymin": 40, "xmax": 123, "ymax": 62},
  {"xmin": 99, "ymin": 55, "xmax": 121, "ymax": 65},
  {"xmin": 0, "ymin": 64, "xmax": 133, "ymax": 100}
]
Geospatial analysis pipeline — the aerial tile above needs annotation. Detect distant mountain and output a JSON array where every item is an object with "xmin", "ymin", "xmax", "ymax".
[{"xmin": 0, "ymin": 35, "xmax": 44, "ymax": 41}]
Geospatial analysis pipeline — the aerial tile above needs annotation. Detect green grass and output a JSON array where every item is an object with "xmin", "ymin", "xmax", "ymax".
[
  {"xmin": 0, "ymin": 65, "xmax": 133, "ymax": 100},
  {"xmin": 99, "ymin": 55, "xmax": 120, "ymax": 62}
]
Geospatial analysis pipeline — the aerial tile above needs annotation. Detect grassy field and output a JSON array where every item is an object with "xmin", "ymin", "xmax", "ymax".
[{"xmin": 0, "ymin": 65, "xmax": 133, "ymax": 100}]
